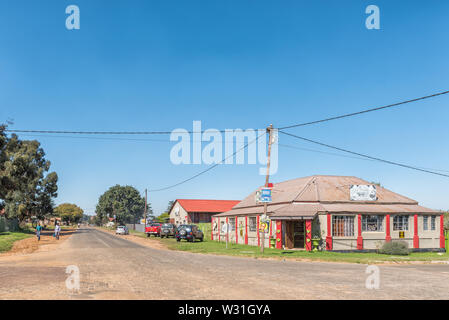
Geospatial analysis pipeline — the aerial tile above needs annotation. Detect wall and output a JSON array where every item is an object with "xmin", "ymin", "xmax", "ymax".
[
  {"xmin": 212, "ymin": 215, "xmax": 274, "ymax": 248},
  {"xmin": 169, "ymin": 201, "xmax": 190, "ymax": 226},
  {"xmin": 126, "ymin": 223, "xmax": 145, "ymax": 233},
  {"xmin": 318, "ymin": 213, "xmax": 442, "ymax": 250},
  {"xmin": 0, "ymin": 217, "xmax": 19, "ymax": 232}
]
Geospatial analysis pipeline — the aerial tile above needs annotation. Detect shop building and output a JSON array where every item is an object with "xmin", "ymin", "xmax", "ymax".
[{"xmin": 211, "ymin": 175, "xmax": 445, "ymax": 252}]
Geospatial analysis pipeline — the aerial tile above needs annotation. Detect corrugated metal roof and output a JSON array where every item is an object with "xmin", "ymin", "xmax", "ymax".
[
  {"xmin": 176, "ymin": 199, "xmax": 240, "ymax": 213},
  {"xmin": 215, "ymin": 175, "xmax": 440, "ymax": 218}
]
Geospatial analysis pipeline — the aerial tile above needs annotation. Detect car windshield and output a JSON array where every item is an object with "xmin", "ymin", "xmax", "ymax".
[
  {"xmin": 179, "ymin": 225, "xmax": 191, "ymax": 231},
  {"xmin": 117, "ymin": 226, "xmax": 125, "ymax": 229},
  {"xmin": 162, "ymin": 224, "xmax": 172, "ymax": 228},
  {"xmin": 151, "ymin": 223, "xmax": 160, "ymax": 226}
]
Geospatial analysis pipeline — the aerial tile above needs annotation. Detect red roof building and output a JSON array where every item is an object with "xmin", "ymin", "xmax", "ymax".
[{"xmin": 169, "ymin": 199, "xmax": 240, "ymax": 225}]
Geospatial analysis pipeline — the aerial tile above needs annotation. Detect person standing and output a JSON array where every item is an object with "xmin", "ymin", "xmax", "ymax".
[{"xmin": 36, "ymin": 224, "xmax": 42, "ymax": 241}]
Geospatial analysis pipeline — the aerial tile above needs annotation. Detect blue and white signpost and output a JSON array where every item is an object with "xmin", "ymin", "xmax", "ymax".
[{"xmin": 260, "ymin": 188, "xmax": 272, "ymax": 203}]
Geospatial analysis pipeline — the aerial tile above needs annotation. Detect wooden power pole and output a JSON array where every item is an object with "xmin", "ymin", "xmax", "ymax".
[{"xmin": 260, "ymin": 124, "xmax": 273, "ymax": 254}]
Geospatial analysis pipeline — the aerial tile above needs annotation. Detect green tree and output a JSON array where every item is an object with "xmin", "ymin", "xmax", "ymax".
[
  {"xmin": 165, "ymin": 200, "xmax": 175, "ymax": 213},
  {"xmin": 96, "ymin": 185, "xmax": 145, "ymax": 224},
  {"xmin": 54, "ymin": 203, "xmax": 84, "ymax": 225},
  {"xmin": 156, "ymin": 212, "xmax": 170, "ymax": 223},
  {"xmin": 0, "ymin": 127, "xmax": 58, "ymax": 222}
]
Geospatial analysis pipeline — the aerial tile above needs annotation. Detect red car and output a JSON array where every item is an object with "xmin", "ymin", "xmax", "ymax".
[{"xmin": 145, "ymin": 223, "xmax": 161, "ymax": 237}]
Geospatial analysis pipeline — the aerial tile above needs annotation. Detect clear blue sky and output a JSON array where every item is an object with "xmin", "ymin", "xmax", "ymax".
[{"xmin": 1, "ymin": 0, "xmax": 448, "ymax": 215}]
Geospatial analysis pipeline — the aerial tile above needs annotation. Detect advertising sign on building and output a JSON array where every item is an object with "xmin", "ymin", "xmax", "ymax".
[
  {"xmin": 259, "ymin": 214, "xmax": 270, "ymax": 233},
  {"xmin": 350, "ymin": 185, "xmax": 377, "ymax": 201},
  {"xmin": 259, "ymin": 220, "xmax": 270, "ymax": 233}
]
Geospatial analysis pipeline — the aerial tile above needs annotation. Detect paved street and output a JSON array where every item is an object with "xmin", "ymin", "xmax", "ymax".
[{"xmin": 1, "ymin": 227, "xmax": 449, "ymax": 299}]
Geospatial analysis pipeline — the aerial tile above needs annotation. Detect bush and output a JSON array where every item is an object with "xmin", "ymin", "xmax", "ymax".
[{"xmin": 379, "ymin": 241, "xmax": 410, "ymax": 255}]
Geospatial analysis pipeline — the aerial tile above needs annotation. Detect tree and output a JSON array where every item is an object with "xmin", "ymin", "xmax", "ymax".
[
  {"xmin": 165, "ymin": 200, "xmax": 175, "ymax": 213},
  {"xmin": 96, "ymin": 185, "xmax": 145, "ymax": 224},
  {"xmin": 156, "ymin": 212, "xmax": 170, "ymax": 223},
  {"xmin": 54, "ymin": 203, "xmax": 83, "ymax": 225},
  {"xmin": 0, "ymin": 127, "xmax": 58, "ymax": 222}
]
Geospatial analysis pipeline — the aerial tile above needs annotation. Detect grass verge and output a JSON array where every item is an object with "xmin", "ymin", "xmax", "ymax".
[
  {"xmin": 159, "ymin": 238, "xmax": 449, "ymax": 264},
  {"xmin": 102, "ymin": 226, "xmax": 449, "ymax": 264},
  {"xmin": 0, "ymin": 231, "xmax": 34, "ymax": 253}
]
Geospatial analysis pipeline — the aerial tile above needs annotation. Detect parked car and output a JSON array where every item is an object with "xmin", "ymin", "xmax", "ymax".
[
  {"xmin": 160, "ymin": 223, "xmax": 176, "ymax": 238},
  {"xmin": 145, "ymin": 223, "xmax": 161, "ymax": 237},
  {"xmin": 116, "ymin": 225, "xmax": 129, "ymax": 235},
  {"xmin": 175, "ymin": 224, "xmax": 204, "ymax": 242}
]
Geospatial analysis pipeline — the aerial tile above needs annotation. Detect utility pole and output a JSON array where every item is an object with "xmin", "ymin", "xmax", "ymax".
[{"xmin": 260, "ymin": 124, "xmax": 273, "ymax": 254}]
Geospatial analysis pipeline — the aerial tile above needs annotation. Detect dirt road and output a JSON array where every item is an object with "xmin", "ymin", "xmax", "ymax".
[{"xmin": 1, "ymin": 227, "xmax": 449, "ymax": 299}]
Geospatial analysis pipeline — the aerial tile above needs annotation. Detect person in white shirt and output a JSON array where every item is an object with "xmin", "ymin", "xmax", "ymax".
[{"xmin": 54, "ymin": 224, "xmax": 61, "ymax": 240}]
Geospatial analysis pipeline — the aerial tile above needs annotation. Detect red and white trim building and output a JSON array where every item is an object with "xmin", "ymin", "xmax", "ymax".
[
  {"xmin": 169, "ymin": 199, "xmax": 240, "ymax": 225},
  {"xmin": 211, "ymin": 175, "xmax": 445, "ymax": 252}
]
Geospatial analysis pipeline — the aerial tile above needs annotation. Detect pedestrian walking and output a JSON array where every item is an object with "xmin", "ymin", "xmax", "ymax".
[
  {"xmin": 54, "ymin": 224, "xmax": 61, "ymax": 240},
  {"xmin": 36, "ymin": 224, "xmax": 42, "ymax": 241}
]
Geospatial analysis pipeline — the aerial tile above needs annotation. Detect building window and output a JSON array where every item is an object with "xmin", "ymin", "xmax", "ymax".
[
  {"xmin": 393, "ymin": 215, "xmax": 409, "ymax": 231},
  {"xmin": 229, "ymin": 217, "xmax": 235, "ymax": 231},
  {"xmin": 362, "ymin": 215, "xmax": 384, "ymax": 232},
  {"xmin": 431, "ymin": 216, "xmax": 436, "ymax": 231},
  {"xmin": 423, "ymin": 216, "xmax": 428, "ymax": 231},
  {"xmin": 332, "ymin": 216, "xmax": 354, "ymax": 237},
  {"xmin": 249, "ymin": 217, "xmax": 257, "ymax": 232}
]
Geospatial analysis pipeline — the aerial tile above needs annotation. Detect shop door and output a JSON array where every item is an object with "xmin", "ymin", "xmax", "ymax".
[{"xmin": 293, "ymin": 221, "xmax": 305, "ymax": 248}]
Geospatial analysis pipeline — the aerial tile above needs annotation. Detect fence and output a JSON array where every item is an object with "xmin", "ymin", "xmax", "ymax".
[
  {"xmin": 0, "ymin": 217, "xmax": 19, "ymax": 233},
  {"xmin": 126, "ymin": 223, "xmax": 145, "ymax": 233}
]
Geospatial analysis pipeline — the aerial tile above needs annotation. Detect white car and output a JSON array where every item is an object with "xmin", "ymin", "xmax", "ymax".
[{"xmin": 115, "ymin": 225, "xmax": 129, "ymax": 235}]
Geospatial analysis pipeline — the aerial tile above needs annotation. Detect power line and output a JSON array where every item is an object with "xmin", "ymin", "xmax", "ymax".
[
  {"xmin": 4, "ymin": 128, "xmax": 261, "ymax": 135},
  {"xmin": 279, "ymin": 89, "xmax": 449, "ymax": 130},
  {"xmin": 279, "ymin": 130, "xmax": 449, "ymax": 178},
  {"xmin": 148, "ymin": 132, "xmax": 266, "ymax": 192},
  {"xmin": 279, "ymin": 143, "xmax": 449, "ymax": 173},
  {"xmin": 13, "ymin": 134, "xmax": 248, "ymax": 144}
]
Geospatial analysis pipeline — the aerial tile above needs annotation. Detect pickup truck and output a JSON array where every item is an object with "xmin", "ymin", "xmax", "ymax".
[{"xmin": 145, "ymin": 223, "xmax": 161, "ymax": 237}]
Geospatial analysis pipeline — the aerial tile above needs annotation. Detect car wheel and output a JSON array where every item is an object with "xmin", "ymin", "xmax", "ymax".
[
  {"xmin": 191, "ymin": 236, "xmax": 195, "ymax": 242},
  {"xmin": 147, "ymin": 234, "xmax": 150, "ymax": 237},
  {"xmin": 200, "ymin": 237, "xmax": 203, "ymax": 242},
  {"xmin": 176, "ymin": 238, "xmax": 180, "ymax": 242}
]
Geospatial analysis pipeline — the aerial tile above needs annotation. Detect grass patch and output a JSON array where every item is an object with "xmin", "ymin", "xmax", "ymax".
[
  {"xmin": 114, "ymin": 224, "xmax": 449, "ymax": 264},
  {"xmin": 157, "ymin": 237, "xmax": 449, "ymax": 264},
  {"xmin": 128, "ymin": 228, "xmax": 149, "ymax": 238},
  {"xmin": 0, "ymin": 231, "xmax": 34, "ymax": 253}
]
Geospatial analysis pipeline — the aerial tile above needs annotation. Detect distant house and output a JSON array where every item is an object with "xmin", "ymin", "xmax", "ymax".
[{"xmin": 169, "ymin": 199, "xmax": 240, "ymax": 225}]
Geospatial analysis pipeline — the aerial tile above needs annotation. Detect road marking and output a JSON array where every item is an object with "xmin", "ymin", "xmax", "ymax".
[{"xmin": 93, "ymin": 230, "xmax": 112, "ymax": 248}]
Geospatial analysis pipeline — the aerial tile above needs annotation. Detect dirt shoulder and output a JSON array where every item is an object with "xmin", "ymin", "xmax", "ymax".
[
  {"xmin": 0, "ymin": 228, "xmax": 76, "ymax": 257},
  {"xmin": 94, "ymin": 227, "xmax": 449, "ymax": 265}
]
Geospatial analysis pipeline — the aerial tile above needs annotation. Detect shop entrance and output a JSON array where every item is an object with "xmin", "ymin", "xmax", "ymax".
[{"xmin": 285, "ymin": 220, "xmax": 305, "ymax": 249}]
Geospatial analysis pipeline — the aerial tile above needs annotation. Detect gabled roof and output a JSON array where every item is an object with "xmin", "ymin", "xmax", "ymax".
[
  {"xmin": 175, "ymin": 199, "xmax": 240, "ymax": 213},
  {"xmin": 215, "ymin": 175, "xmax": 440, "ymax": 218},
  {"xmin": 233, "ymin": 175, "xmax": 417, "ymax": 208}
]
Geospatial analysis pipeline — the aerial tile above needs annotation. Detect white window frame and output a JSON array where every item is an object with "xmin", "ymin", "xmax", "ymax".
[
  {"xmin": 229, "ymin": 217, "xmax": 235, "ymax": 231},
  {"xmin": 249, "ymin": 217, "xmax": 257, "ymax": 232},
  {"xmin": 362, "ymin": 215, "xmax": 384, "ymax": 232},
  {"xmin": 423, "ymin": 216, "xmax": 428, "ymax": 231},
  {"xmin": 332, "ymin": 215, "xmax": 354, "ymax": 237},
  {"xmin": 393, "ymin": 215, "xmax": 409, "ymax": 231},
  {"xmin": 431, "ymin": 216, "xmax": 436, "ymax": 231}
]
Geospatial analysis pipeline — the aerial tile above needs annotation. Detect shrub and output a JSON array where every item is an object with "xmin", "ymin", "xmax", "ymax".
[{"xmin": 379, "ymin": 241, "xmax": 410, "ymax": 255}]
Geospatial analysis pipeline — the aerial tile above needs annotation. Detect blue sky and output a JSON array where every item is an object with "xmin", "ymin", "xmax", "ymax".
[{"xmin": 1, "ymin": 0, "xmax": 448, "ymax": 215}]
